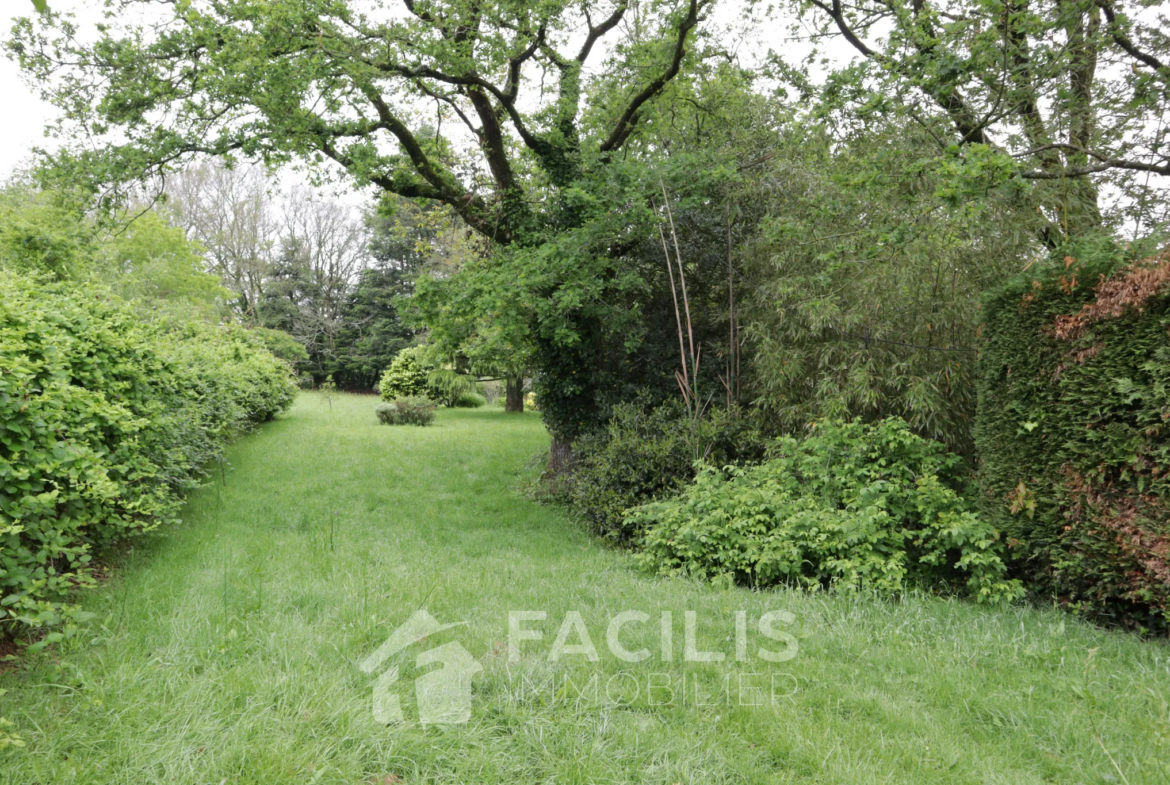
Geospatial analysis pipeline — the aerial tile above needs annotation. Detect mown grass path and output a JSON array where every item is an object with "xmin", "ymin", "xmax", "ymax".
[{"xmin": 2, "ymin": 393, "xmax": 1169, "ymax": 784}]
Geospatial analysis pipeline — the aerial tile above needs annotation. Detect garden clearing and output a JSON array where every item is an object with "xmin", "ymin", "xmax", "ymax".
[{"xmin": 1, "ymin": 393, "xmax": 1168, "ymax": 784}]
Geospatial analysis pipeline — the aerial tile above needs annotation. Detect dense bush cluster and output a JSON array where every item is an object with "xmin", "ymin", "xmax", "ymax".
[
  {"xmin": 375, "ymin": 397, "xmax": 437, "ymax": 426},
  {"xmin": 632, "ymin": 419, "xmax": 1021, "ymax": 602},
  {"xmin": 977, "ymin": 240, "xmax": 1170, "ymax": 630},
  {"xmin": 0, "ymin": 273, "xmax": 295, "ymax": 644}
]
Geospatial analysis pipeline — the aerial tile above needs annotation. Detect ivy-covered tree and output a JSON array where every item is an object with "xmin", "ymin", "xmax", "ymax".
[{"xmin": 9, "ymin": 0, "xmax": 715, "ymax": 461}]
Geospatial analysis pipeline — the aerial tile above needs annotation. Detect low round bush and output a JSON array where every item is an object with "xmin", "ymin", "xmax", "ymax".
[
  {"xmin": 0, "ymin": 273, "xmax": 296, "ymax": 645},
  {"xmin": 631, "ymin": 418, "xmax": 1023, "ymax": 603},
  {"xmin": 375, "ymin": 396, "xmax": 436, "ymax": 426}
]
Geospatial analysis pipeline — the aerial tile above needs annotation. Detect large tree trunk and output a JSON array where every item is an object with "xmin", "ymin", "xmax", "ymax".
[
  {"xmin": 546, "ymin": 436, "xmax": 574, "ymax": 477},
  {"xmin": 505, "ymin": 378, "xmax": 524, "ymax": 413}
]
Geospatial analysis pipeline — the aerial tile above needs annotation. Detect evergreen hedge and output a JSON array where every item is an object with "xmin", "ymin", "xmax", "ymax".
[
  {"xmin": 977, "ymin": 239, "xmax": 1170, "ymax": 631},
  {"xmin": 0, "ymin": 273, "xmax": 296, "ymax": 646}
]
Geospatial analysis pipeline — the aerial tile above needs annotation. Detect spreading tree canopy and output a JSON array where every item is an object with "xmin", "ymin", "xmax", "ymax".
[
  {"xmin": 8, "ymin": 0, "xmax": 724, "ymax": 452},
  {"xmin": 9, "ymin": 0, "xmax": 711, "ymax": 245},
  {"xmin": 786, "ymin": 0, "xmax": 1170, "ymax": 239}
]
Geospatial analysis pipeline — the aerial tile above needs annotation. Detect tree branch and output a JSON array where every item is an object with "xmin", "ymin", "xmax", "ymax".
[
  {"xmin": 1020, "ymin": 157, "xmax": 1170, "ymax": 178},
  {"xmin": 578, "ymin": 2, "xmax": 629, "ymax": 63},
  {"xmin": 1001, "ymin": 0, "xmax": 1062, "ymax": 170},
  {"xmin": 465, "ymin": 85, "xmax": 518, "ymax": 192},
  {"xmin": 813, "ymin": 0, "xmax": 990, "ymax": 145},
  {"xmin": 374, "ymin": 61, "xmax": 545, "ymax": 154},
  {"xmin": 351, "ymin": 84, "xmax": 506, "ymax": 239},
  {"xmin": 504, "ymin": 24, "xmax": 545, "ymax": 101},
  {"xmin": 1095, "ymin": 0, "xmax": 1170, "ymax": 80},
  {"xmin": 599, "ymin": 0, "xmax": 703, "ymax": 153},
  {"xmin": 413, "ymin": 82, "xmax": 483, "ymax": 142}
]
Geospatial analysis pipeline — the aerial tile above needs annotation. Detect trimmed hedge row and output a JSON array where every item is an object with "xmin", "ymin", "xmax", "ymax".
[
  {"xmin": 1, "ymin": 273, "xmax": 296, "ymax": 645},
  {"xmin": 977, "ymin": 240, "xmax": 1170, "ymax": 630}
]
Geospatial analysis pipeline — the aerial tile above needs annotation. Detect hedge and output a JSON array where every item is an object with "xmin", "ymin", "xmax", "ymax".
[
  {"xmin": 976, "ymin": 239, "xmax": 1170, "ymax": 631},
  {"xmin": 0, "ymin": 273, "xmax": 296, "ymax": 646}
]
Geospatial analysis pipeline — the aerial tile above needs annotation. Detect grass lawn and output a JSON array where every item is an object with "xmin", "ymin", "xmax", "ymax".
[{"xmin": 2, "ymin": 392, "xmax": 1169, "ymax": 784}]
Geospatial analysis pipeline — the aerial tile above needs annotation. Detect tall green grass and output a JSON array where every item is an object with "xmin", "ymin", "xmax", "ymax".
[{"xmin": 1, "ymin": 393, "xmax": 1168, "ymax": 783}]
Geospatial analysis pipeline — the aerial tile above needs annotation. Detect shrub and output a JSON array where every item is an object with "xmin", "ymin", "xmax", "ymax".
[
  {"xmin": 0, "ymin": 273, "xmax": 296, "ymax": 645},
  {"xmin": 378, "ymin": 347, "xmax": 431, "ymax": 400},
  {"xmin": 632, "ymin": 418, "xmax": 1022, "ymax": 603},
  {"xmin": 426, "ymin": 368, "xmax": 480, "ymax": 407},
  {"xmin": 452, "ymin": 391, "xmax": 487, "ymax": 408},
  {"xmin": 566, "ymin": 399, "xmax": 765, "ymax": 543},
  {"xmin": 524, "ymin": 391, "xmax": 539, "ymax": 412},
  {"xmin": 977, "ymin": 238, "xmax": 1170, "ymax": 630},
  {"xmin": 375, "ymin": 396, "xmax": 436, "ymax": 426}
]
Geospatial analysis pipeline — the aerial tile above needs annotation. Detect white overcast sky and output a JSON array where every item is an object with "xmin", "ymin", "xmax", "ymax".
[{"xmin": 0, "ymin": 3, "xmax": 69, "ymax": 177}]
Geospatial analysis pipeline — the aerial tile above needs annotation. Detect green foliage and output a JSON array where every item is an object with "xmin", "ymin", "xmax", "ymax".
[
  {"xmin": 0, "ymin": 272, "xmax": 295, "ymax": 644},
  {"xmin": 327, "ymin": 266, "xmax": 414, "ymax": 389},
  {"xmin": 1, "ymin": 187, "xmax": 226, "ymax": 320},
  {"xmin": 451, "ymin": 392, "xmax": 487, "ymax": 408},
  {"xmin": 11, "ymin": 0, "xmax": 736, "ymax": 447},
  {"xmin": 439, "ymin": 150, "xmax": 749, "ymax": 444},
  {"xmin": 103, "ymin": 210, "xmax": 227, "ymax": 311},
  {"xmin": 249, "ymin": 327, "xmax": 310, "ymax": 370},
  {"xmin": 633, "ymin": 418, "xmax": 1022, "ymax": 602},
  {"xmin": 426, "ymin": 368, "xmax": 480, "ymax": 407},
  {"xmin": 256, "ymin": 201, "xmax": 425, "ymax": 390},
  {"xmin": 377, "ymin": 347, "xmax": 432, "ymax": 401},
  {"xmin": 566, "ymin": 399, "xmax": 766, "ymax": 543},
  {"xmin": 0, "ymin": 186, "xmax": 97, "ymax": 280},
  {"xmin": 740, "ymin": 124, "xmax": 1034, "ymax": 457},
  {"xmin": 785, "ymin": 0, "xmax": 1169, "ymax": 238},
  {"xmin": 319, "ymin": 375, "xmax": 338, "ymax": 410},
  {"xmin": 976, "ymin": 237, "xmax": 1170, "ymax": 630},
  {"xmin": 375, "ymin": 397, "xmax": 436, "ymax": 427},
  {"xmin": 322, "ymin": 203, "xmax": 431, "ymax": 389}
]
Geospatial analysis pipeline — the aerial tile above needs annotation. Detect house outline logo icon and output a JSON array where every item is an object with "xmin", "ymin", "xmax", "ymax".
[{"xmin": 360, "ymin": 609, "xmax": 482, "ymax": 726}]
